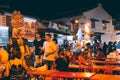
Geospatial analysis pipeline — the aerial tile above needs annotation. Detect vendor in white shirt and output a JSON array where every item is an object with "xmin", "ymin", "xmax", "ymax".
[{"xmin": 42, "ymin": 34, "xmax": 56, "ymax": 70}]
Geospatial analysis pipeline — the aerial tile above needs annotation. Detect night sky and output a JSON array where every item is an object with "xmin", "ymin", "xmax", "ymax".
[{"xmin": 0, "ymin": 0, "xmax": 120, "ymax": 20}]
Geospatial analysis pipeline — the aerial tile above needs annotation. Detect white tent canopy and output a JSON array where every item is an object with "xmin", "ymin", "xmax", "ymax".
[{"xmin": 76, "ymin": 28, "xmax": 82, "ymax": 41}]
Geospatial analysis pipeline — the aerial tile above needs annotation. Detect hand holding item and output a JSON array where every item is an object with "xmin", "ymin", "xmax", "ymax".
[{"xmin": 40, "ymin": 47, "xmax": 44, "ymax": 51}]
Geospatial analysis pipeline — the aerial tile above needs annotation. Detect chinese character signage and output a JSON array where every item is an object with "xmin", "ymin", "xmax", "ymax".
[{"xmin": 12, "ymin": 21, "xmax": 35, "ymax": 41}]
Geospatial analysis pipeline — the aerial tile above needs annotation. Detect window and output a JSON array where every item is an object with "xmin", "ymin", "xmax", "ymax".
[
  {"xmin": 3, "ymin": 17, "xmax": 6, "ymax": 21},
  {"xmin": 102, "ymin": 20, "xmax": 109, "ymax": 30},
  {"xmin": 91, "ymin": 20, "xmax": 95, "ymax": 28},
  {"xmin": 73, "ymin": 24, "xmax": 79, "ymax": 30},
  {"xmin": 102, "ymin": 23, "xmax": 107, "ymax": 29},
  {"xmin": 90, "ymin": 18, "xmax": 99, "ymax": 28},
  {"xmin": 114, "ymin": 24, "xmax": 120, "ymax": 30}
]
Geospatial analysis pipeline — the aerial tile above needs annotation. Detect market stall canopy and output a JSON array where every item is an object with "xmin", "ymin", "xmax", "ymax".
[
  {"xmin": 38, "ymin": 28, "xmax": 70, "ymax": 35},
  {"xmin": 93, "ymin": 32, "xmax": 105, "ymax": 35},
  {"xmin": 116, "ymin": 33, "xmax": 120, "ymax": 37},
  {"xmin": 90, "ymin": 18, "xmax": 99, "ymax": 22},
  {"xmin": 102, "ymin": 20, "xmax": 110, "ymax": 23}
]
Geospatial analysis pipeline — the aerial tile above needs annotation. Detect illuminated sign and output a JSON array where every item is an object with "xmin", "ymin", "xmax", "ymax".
[{"xmin": 0, "ymin": 26, "xmax": 9, "ymax": 44}]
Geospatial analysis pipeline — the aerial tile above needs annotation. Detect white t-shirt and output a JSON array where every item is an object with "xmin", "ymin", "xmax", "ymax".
[{"xmin": 43, "ymin": 41, "xmax": 56, "ymax": 61}]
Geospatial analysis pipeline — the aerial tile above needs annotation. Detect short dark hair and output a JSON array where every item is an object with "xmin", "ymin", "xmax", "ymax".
[
  {"xmin": 22, "ymin": 38, "xmax": 28, "ymax": 45},
  {"xmin": 35, "ymin": 32, "xmax": 41, "ymax": 36},
  {"xmin": 53, "ymin": 38, "xmax": 57, "ymax": 44},
  {"xmin": 11, "ymin": 38, "xmax": 18, "ymax": 45},
  {"xmin": 46, "ymin": 34, "xmax": 51, "ymax": 38}
]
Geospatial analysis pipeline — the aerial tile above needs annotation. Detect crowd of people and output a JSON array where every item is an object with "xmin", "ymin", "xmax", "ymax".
[
  {"xmin": 0, "ymin": 32, "xmax": 65, "ymax": 80},
  {"xmin": 71, "ymin": 40, "xmax": 120, "ymax": 59},
  {"xmin": 0, "ymin": 37, "xmax": 31, "ymax": 80},
  {"xmin": 0, "ymin": 32, "xmax": 120, "ymax": 80}
]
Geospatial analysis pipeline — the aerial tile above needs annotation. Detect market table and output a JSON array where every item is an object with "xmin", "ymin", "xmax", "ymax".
[
  {"xmin": 50, "ymin": 72, "xmax": 96, "ymax": 79},
  {"xmin": 69, "ymin": 64, "xmax": 114, "ymax": 74},
  {"xmin": 27, "ymin": 70, "xmax": 58, "ymax": 80},
  {"xmin": 69, "ymin": 64, "xmax": 79, "ymax": 69},
  {"xmin": 91, "ymin": 65, "xmax": 114, "ymax": 74},
  {"xmin": 112, "ymin": 67, "xmax": 120, "ymax": 71},
  {"xmin": 106, "ymin": 58, "xmax": 120, "ymax": 61},
  {"xmin": 69, "ymin": 64, "xmax": 91, "ymax": 69},
  {"xmin": 91, "ymin": 60, "xmax": 120, "ymax": 65},
  {"xmin": 90, "ymin": 74, "xmax": 120, "ymax": 80},
  {"xmin": 27, "ymin": 70, "xmax": 58, "ymax": 75},
  {"xmin": 69, "ymin": 64, "xmax": 114, "ymax": 69},
  {"xmin": 111, "ymin": 67, "xmax": 120, "ymax": 75},
  {"xmin": 93, "ymin": 57, "xmax": 120, "ymax": 61},
  {"xmin": 93, "ymin": 58, "xmax": 106, "ymax": 61}
]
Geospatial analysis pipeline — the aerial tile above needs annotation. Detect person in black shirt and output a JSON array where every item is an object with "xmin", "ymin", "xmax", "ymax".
[
  {"xmin": 33, "ymin": 32, "xmax": 44, "ymax": 67},
  {"xmin": 55, "ymin": 51, "xmax": 69, "ymax": 71},
  {"xmin": 102, "ymin": 42, "xmax": 108, "ymax": 57}
]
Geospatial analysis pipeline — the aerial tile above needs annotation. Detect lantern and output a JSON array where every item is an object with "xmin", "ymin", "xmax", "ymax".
[{"xmin": 11, "ymin": 10, "xmax": 24, "ymax": 28}]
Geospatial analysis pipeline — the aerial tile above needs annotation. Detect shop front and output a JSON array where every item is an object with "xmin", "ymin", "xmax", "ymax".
[{"xmin": 91, "ymin": 32, "xmax": 105, "ymax": 42}]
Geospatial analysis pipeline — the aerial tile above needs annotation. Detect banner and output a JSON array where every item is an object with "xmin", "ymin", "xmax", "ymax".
[{"xmin": 12, "ymin": 22, "xmax": 35, "ymax": 41}]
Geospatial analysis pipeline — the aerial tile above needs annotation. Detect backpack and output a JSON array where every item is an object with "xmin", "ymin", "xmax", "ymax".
[{"xmin": 9, "ymin": 61, "xmax": 25, "ymax": 80}]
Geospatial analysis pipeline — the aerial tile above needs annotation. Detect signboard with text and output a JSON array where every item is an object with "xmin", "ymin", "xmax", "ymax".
[{"xmin": 12, "ymin": 22, "xmax": 35, "ymax": 42}]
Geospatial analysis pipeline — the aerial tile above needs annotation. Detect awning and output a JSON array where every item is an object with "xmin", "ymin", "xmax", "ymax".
[
  {"xmin": 38, "ymin": 28, "xmax": 70, "ymax": 35},
  {"xmin": 92, "ymin": 32, "xmax": 105, "ymax": 35},
  {"xmin": 90, "ymin": 18, "xmax": 99, "ymax": 21},
  {"xmin": 102, "ymin": 20, "xmax": 110, "ymax": 23},
  {"xmin": 116, "ymin": 33, "xmax": 120, "ymax": 37},
  {"xmin": 58, "ymin": 24, "xmax": 68, "ymax": 30}
]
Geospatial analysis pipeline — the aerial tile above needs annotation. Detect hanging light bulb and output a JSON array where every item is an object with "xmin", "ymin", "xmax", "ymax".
[
  {"xmin": 86, "ymin": 23, "xmax": 90, "ymax": 26},
  {"xmin": 75, "ymin": 19, "xmax": 79, "ymax": 24}
]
